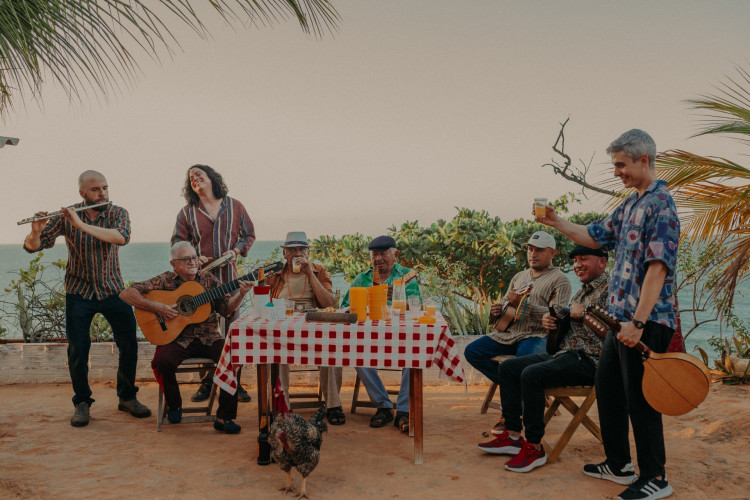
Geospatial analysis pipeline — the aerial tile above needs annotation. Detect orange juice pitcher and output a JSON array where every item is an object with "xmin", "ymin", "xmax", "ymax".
[{"xmin": 391, "ymin": 279, "xmax": 407, "ymax": 315}]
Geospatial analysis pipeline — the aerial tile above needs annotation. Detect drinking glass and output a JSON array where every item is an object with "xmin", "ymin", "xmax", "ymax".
[
  {"xmin": 423, "ymin": 297, "xmax": 437, "ymax": 317},
  {"xmin": 285, "ymin": 300, "xmax": 295, "ymax": 317},
  {"xmin": 407, "ymin": 296, "xmax": 421, "ymax": 320},
  {"xmin": 534, "ymin": 197, "xmax": 548, "ymax": 217}
]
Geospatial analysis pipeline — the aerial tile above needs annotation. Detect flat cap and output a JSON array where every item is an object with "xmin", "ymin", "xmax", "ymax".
[
  {"xmin": 569, "ymin": 244, "xmax": 608, "ymax": 259},
  {"xmin": 368, "ymin": 235, "xmax": 397, "ymax": 251}
]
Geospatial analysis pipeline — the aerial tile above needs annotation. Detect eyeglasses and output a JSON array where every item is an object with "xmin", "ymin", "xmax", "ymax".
[{"xmin": 173, "ymin": 256, "xmax": 200, "ymax": 264}]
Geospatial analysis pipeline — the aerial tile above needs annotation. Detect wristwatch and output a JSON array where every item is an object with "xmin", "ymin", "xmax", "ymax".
[{"xmin": 632, "ymin": 319, "xmax": 646, "ymax": 329}]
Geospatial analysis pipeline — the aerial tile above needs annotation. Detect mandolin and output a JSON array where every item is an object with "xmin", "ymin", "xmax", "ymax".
[
  {"xmin": 584, "ymin": 305, "xmax": 711, "ymax": 416},
  {"xmin": 492, "ymin": 283, "xmax": 533, "ymax": 333},
  {"xmin": 136, "ymin": 261, "xmax": 283, "ymax": 345}
]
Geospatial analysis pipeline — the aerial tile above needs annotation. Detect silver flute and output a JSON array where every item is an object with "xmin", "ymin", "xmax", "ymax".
[{"xmin": 17, "ymin": 201, "xmax": 112, "ymax": 225}]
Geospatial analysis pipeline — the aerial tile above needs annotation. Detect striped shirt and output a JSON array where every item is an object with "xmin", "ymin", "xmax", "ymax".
[
  {"xmin": 27, "ymin": 203, "xmax": 130, "ymax": 300},
  {"xmin": 489, "ymin": 266, "xmax": 571, "ymax": 345},
  {"xmin": 171, "ymin": 196, "xmax": 255, "ymax": 284}
]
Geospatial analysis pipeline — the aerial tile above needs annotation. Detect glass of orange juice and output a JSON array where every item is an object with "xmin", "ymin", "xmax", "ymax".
[
  {"xmin": 534, "ymin": 198, "xmax": 548, "ymax": 217},
  {"xmin": 391, "ymin": 299, "xmax": 407, "ymax": 315},
  {"xmin": 423, "ymin": 297, "xmax": 437, "ymax": 317}
]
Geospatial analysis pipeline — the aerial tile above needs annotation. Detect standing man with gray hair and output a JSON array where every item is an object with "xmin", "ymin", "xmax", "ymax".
[
  {"xmin": 538, "ymin": 129, "xmax": 680, "ymax": 500},
  {"xmin": 23, "ymin": 170, "xmax": 151, "ymax": 427}
]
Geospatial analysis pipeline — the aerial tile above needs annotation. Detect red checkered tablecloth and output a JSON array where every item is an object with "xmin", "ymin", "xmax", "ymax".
[{"xmin": 214, "ymin": 312, "xmax": 466, "ymax": 394}]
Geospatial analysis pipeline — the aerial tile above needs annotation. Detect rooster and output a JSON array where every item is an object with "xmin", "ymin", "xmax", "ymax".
[{"xmin": 268, "ymin": 379, "xmax": 327, "ymax": 498}]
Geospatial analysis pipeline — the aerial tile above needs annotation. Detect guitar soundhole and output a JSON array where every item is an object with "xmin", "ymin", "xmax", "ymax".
[{"xmin": 177, "ymin": 296, "xmax": 195, "ymax": 315}]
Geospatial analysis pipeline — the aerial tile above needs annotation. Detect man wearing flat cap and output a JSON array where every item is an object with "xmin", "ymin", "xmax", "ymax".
[
  {"xmin": 264, "ymin": 232, "xmax": 345, "ymax": 425},
  {"xmin": 465, "ymin": 231, "xmax": 571, "ymax": 432},
  {"xmin": 477, "ymin": 244, "xmax": 609, "ymax": 473},
  {"xmin": 341, "ymin": 235, "xmax": 420, "ymax": 432}
]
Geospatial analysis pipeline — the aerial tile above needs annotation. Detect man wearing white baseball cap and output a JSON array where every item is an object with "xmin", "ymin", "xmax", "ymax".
[{"xmin": 464, "ymin": 230, "xmax": 571, "ymax": 435}]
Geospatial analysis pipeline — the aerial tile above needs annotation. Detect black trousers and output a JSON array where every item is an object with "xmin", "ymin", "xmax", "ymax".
[
  {"xmin": 66, "ymin": 293, "xmax": 139, "ymax": 405},
  {"xmin": 596, "ymin": 322, "xmax": 673, "ymax": 479},
  {"xmin": 498, "ymin": 350, "xmax": 596, "ymax": 444},
  {"xmin": 152, "ymin": 338, "xmax": 238, "ymax": 420}
]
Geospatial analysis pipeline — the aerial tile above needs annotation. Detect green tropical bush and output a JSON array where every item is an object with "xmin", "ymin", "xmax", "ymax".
[
  {"xmin": 1, "ymin": 252, "xmax": 67, "ymax": 342},
  {"xmin": 311, "ymin": 199, "xmax": 604, "ymax": 334}
]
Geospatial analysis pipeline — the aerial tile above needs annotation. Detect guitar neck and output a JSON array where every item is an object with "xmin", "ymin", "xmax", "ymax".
[
  {"xmin": 191, "ymin": 262, "xmax": 283, "ymax": 307},
  {"xmin": 374, "ymin": 269, "xmax": 417, "ymax": 286},
  {"xmin": 584, "ymin": 305, "xmax": 652, "ymax": 357}
]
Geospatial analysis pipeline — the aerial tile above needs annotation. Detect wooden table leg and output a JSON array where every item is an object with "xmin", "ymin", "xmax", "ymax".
[
  {"xmin": 409, "ymin": 369, "xmax": 415, "ymax": 437},
  {"xmin": 410, "ymin": 368, "xmax": 424, "ymax": 465}
]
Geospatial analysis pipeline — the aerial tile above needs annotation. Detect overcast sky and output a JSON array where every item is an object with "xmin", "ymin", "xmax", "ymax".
[{"xmin": 2, "ymin": 0, "xmax": 750, "ymax": 244}]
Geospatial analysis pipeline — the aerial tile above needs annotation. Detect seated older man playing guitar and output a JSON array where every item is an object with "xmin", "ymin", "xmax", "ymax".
[{"xmin": 120, "ymin": 241, "xmax": 252, "ymax": 433}]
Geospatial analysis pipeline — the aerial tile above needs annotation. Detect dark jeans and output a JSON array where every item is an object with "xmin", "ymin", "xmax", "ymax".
[
  {"xmin": 596, "ymin": 322, "xmax": 674, "ymax": 479},
  {"xmin": 464, "ymin": 335, "xmax": 547, "ymax": 385},
  {"xmin": 152, "ymin": 338, "xmax": 238, "ymax": 420},
  {"xmin": 498, "ymin": 351, "xmax": 596, "ymax": 444},
  {"xmin": 66, "ymin": 293, "xmax": 139, "ymax": 405}
]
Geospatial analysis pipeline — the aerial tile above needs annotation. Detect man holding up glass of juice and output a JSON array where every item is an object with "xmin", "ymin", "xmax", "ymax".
[
  {"xmin": 265, "ymin": 232, "xmax": 343, "ymax": 425},
  {"xmin": 340, "ymin": 235, "xmax": 420, "ymax": 432}
]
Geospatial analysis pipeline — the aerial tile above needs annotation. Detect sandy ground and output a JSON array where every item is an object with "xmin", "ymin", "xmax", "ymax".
[{"xmin": 0, "ymin": 380, "xmax": 748, "ymax": 499}]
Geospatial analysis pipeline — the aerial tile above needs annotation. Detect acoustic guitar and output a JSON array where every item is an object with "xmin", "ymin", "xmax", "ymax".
[
  {"xmin": 491, "ymin": 283, "xmax": 533, "ymax": 333},
  {"xmin": 136, "ymin": 262, "xmax": 283, "ymax": 345},
  {"xmin": 584, "ymin": 304, "xmax": 711, "ymax": 416}
]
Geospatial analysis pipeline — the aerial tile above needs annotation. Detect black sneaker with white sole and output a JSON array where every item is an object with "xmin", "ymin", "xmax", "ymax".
[
  {"xmin": 617, "ymin": 475, "xmax": 673, "ymax": 500},
  {"xmin": 583, "ymin": 461, "xmax": 637, "ymax": 485}
]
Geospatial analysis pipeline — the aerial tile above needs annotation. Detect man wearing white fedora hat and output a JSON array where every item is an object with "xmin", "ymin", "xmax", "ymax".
[{"xmin": 265, "ymin": 232, "xmax": 345, "ymax": 425}]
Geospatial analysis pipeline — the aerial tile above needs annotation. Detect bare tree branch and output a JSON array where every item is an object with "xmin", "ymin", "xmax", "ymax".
[{"xmin": 541, "ymin": 117, "xmax": 617, "ymax": 196}]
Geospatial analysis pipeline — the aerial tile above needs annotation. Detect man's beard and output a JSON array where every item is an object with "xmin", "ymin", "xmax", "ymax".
[{"xmin": 84, "ymin": 197, "xmax": 109, "ymax": 212}]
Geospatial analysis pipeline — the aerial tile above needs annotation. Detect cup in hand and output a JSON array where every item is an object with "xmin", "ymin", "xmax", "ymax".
[
  {"xmin": 534, "ymin": 197, "xmax": 548, "ymax": 218},
  {"xmin": 292, "ymin": 257, "xmax": 302, "ymax": 273}
]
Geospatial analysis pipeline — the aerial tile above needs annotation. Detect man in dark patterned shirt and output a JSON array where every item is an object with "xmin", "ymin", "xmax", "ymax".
[
  {"xmin": 120, "ymin": 241, "xmax": 252, "ymax": 433},
  {"xmin": 23, "ymin": 170, "xmax": 151, "ymax": 427},
  {"xmin": 478, "ymin": 245, "xmax": 609, "ymax": 474}
]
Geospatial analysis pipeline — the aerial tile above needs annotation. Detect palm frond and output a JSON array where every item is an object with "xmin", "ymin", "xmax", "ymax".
[{"xmin": 0, "ymin": 0, "xmax": 340, "ymax": 113}]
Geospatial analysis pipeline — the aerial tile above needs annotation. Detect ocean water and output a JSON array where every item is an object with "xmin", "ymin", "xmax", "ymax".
[{"xmin": 0, "ymin": 242, "xmax": 743, "ymax": 355}]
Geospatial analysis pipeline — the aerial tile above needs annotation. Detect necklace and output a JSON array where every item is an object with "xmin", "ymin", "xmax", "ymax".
[{"xmin": 285, "ymin": 268, "xmax": 308, "ymax": 300}]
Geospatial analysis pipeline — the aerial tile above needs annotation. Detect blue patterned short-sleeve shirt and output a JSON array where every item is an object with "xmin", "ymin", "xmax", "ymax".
[{"xmin": 587, "ymin": 179, "xmax": 680, "ymax": 329}]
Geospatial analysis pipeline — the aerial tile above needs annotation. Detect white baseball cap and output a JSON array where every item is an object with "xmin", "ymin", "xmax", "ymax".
[{"xmin": 524, "ymin": 231, "xmax": 556, "ymax": 249}]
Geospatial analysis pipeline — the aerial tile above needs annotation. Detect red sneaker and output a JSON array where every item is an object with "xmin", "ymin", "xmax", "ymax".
[
  {"xmin": 477, "ymin": 431, "xmax": 525, "ymax": 455},
  {"xmin": 504, "ymin": 441, "xmax": 547, "ymax": 472}
]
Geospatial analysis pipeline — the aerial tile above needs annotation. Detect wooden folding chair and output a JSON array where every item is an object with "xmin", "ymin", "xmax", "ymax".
[
  {"xmin": 350, "ymin": 369, "xmax": 399, "ymax": 413},
  {"xmin": 287, "ymin": 366, "xmax": 324, "ymax": 410},
  {"xmin": 157, "ymin": 357, "xmax": 218, "ymax": 432},
  {"xmin": 541, "ymin": 385, "xmax": 601, "ymax": 463},
  {"xmin": 479, "ymin": 356, "xmax": 513, "ymax": 413}
]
